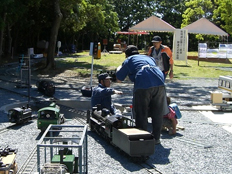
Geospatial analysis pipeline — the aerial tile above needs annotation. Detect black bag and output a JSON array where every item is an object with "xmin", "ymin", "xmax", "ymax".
[
  {"xmin": 36, "ymin": 80, "xmax": 55, "ymax": 97},
  {"xmin": 81, "ymin": 86, "xmax": 92, "ymax": 97}
]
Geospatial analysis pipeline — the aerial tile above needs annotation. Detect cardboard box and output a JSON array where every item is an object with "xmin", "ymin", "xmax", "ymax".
[{"xmin": 211, "ymin": 92, "xmax": 223, "ymax": 104}]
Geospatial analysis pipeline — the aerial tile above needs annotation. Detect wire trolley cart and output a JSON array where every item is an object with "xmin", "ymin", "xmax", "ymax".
[{"xmin": 36, "ymin": 124, "xmax": 88, "ymax": 174}]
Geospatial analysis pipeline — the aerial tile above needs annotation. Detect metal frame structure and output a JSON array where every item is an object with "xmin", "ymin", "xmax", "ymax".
[{"xmin": 36, "ymin": 124, "xmax": 88, "ymax": 174}]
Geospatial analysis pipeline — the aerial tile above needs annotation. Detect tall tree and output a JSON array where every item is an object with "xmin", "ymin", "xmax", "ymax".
[
  {"xmin": 45, "ymin": 0, "xmax": 63, "ymax": 70},
  {"xmin": 154, "ymin": 0, "xmax": 187, "ymax": 28},
  {"xmin": 181, "ymin": 0, "xmax": 216, "ymax": 41},
  {"xmin": 213, "ymin": 0, "xmax": 232, "ymax": 36},
  {"xmin": 112, "ymin": 0, "xmax": 155, "ymax": 31},
  {"xmin": 182, "ymin": 0, "xmax": 215, "ymax": 27}
]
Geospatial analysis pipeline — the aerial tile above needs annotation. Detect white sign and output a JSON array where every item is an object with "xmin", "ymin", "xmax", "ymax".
[
  {"xmin": 28, "ymin": 48, "xmax": 34, "ymax": 57},
  {"xmin": 173, "ymin": 29, "xmax": 188, "ymax": 61},
  {"xmin": 198, "ymin": 43, "xmax": 207, "ymax": 58},
  {"xmin": 206, "ymin": 49, "xmax": 219, "ymax": 58},
  {"xmin": 89, "ymin": 42, "xmax": 94, "ymax": 56},
  {"xmin": 219, "ymin": 44, "xmax": 232, "ymax": 58},
  {"xmin": 57, "ymin": 41, "xmax": 61, "ymax": 48}
]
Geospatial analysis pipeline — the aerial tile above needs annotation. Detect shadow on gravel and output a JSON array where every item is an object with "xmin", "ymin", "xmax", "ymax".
[
  {"xmin": 150, "ymin": 145, "xmax": 171, "ymax": 164},
  {"xmin": 35, "ymin": 131, "xmax": 44, "ymax": 140},
  {"xmin": 7, "ymin": 121, "xmax": 34, "ymax": 130},
  {"xmin": 88, "ymin": 131, "xmax": 148, "ymax": 172}
]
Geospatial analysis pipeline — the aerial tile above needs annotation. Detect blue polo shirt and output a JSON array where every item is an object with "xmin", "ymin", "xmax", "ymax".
[
  {"xmin": 91, "ymin": 84, "xmax": 117, "ymax": 114},
  {"xmin": 116, "ymin": 54, "xmax": 164, "ymax": 91}
]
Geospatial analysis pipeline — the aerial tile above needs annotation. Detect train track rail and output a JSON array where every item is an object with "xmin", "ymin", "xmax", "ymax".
[
  {"xmin": 139, "ymin": 162, "xmax": 163, "ymax": 174},
  {"xmin": 0, "ymin": 124, "xmax": 15, "ymax": 134},
  {"xmin": 0, "ymin": 69, "xmax": 222, "ymax": 174},
  {"xmin": 17, "ymin": 146, "xmax": 38, "ymax": 174},
  {"xmin": 0, "ymin": 76, "xmax": 90, "ymax": 173}
]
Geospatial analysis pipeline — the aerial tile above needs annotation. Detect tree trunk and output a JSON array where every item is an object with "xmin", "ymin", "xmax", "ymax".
[
  {"xmin": 46, "ymin": 0, "xmax": 63, "ymax": 70},
  {"xmin": 6, "ymin": 23, "xmax": 12, "ymax": 59},
  {"xmin": 0, "ymin": 12, "xmax": 7, "ymax": 60}
]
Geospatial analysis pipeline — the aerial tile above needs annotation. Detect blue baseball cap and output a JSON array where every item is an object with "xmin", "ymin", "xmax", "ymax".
[
  {"xmin": 98, "ymin": 73, "xmax": 111, "ymax": 82},
  {"xmin": 152, "ymin": 36, "xmax": 162, "ymax": 42}
]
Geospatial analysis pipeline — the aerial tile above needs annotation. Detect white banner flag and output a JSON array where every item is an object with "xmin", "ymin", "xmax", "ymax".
[{"xmin": 173, "ymin": 29, "xmax": 188, "ymax": 61}]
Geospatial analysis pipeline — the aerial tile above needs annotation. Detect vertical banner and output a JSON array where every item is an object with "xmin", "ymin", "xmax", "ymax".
[{"xmin": 173, "ymin": 29, "xmax": 188, "ymax": 61}]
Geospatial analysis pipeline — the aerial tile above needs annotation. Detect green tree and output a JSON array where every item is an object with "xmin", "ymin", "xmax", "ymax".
[
  {"xmin": 182, "ymin": 0, "xmax": 215, "ymax": 27},
  {"xmin": 0, "ymin": 0, "xmax": 39, "ymax": 59},
  {"xmin": 112, "ymin": 0, "xmax": 155, "ymax": 31},
  {"xmin": 213, "ymin": 0, "xmax": 232, "ymax": 36},
  {"xmin": 154, "ymin": 0, "xmax": 187, "ymax": 28},
  {"xmin": 182, "ymin": 0, "xmax": 216, "ymax": 41},
  {"xmin": 74, "ymin": 0, "xmax": 119, "ymax": 49}
]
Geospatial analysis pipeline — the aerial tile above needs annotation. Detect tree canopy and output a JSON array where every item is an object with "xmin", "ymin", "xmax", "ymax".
[{"xmin": 0, "ymin": 0, "xmax": 231, "ymax": 69}]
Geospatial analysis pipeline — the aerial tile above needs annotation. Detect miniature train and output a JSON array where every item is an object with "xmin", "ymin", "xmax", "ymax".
[
  {"xmin": 88, "ymin": 106, "xmax": 155, "ymax": 159},
  {"xmin": 37, "ymin": 102, "xmax": 65, "ymax": 131},
  {"xmin": 0, "ymin": 146, "xmax": 18, "ymax": 174},
  {"xmin": 8, "ymin": 105, "xmax": 32, "ymax": 124}
]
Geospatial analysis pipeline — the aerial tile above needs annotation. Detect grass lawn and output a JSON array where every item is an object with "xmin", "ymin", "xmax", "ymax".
[{"xmin": 54, "ymin": 51, "xmax": 232, "ymax": 80}]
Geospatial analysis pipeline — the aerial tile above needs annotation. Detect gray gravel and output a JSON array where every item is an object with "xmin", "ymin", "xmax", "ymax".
[{"xmin": 0, "ymin": 64, "xmax": 232, "ymax": 173}]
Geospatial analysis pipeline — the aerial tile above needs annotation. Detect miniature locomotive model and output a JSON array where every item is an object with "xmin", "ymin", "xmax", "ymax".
[
  {"xmin": 37, "ymin": 125, "xmax": 88, "ymax": 174},
  {"xmin": 36, "ymin": 80, "xmax": 55, "ymax": 97},
  {"xmin": 40, "ymin": 147, "xmax": 79, "ymax": 174},
  {"xmin": 89, "ymin": 106, "xmax": 155, "ymax": 159},
  {"xmin": 0, "ymin": 146, "xmax": 18, "ymax": 174},
  {"xmin": 37, "ymin": 102, "xmax": 65, "ymax": 131},
  {"xmin": 8, "ymin": 105, "xmax": 32, "ymax": 124}
]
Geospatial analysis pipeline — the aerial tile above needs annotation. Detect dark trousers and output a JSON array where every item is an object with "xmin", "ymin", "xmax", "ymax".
[{"xmin": 133, "ymin": 86, "xmax": 169, "ymax": 140}]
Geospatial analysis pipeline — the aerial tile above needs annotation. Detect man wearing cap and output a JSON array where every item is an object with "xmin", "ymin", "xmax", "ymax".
[
  {"xmin": 91, "ymin": 73, "xmax": 123, "ymax": 115},
  {"xmin": 148, "ymin": 36, "xmax": 173, "ymax": 79},
  {"xmin": 116, "ymin": 45, "xmax": 169, "ymax": 144}
]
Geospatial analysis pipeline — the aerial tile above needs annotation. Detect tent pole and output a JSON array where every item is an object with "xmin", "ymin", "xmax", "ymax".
[
  {"xmin": 128, "ymin": 35, "xmax": 129, "ymax": 45},
  {"xmin": 137, "ymin": 34, "xmax": 138, "ymax": 47}
]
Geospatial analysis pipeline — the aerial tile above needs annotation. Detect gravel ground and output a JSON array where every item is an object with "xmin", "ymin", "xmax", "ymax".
[{"xmin": 0, "ymin": 63, "xmax": 232, "ymax": 174}]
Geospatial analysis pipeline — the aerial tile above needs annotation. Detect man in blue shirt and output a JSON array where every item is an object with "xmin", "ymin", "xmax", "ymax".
[
  {"xmin": 116, "ymin": 45, "xmax": 169, "ymax": 144},
  {"xmin": 91, "ymin": 73, "xmax": 122, "ymax": 115}
]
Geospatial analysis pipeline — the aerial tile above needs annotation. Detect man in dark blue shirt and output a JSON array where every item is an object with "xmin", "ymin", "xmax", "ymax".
[
  {"xmin": 91, "ymin": 73, "xmax": 122, "ymax": 115},
  {"xmin": 116, "ymin": 45, "xmax": 169, "ymax": 144}
]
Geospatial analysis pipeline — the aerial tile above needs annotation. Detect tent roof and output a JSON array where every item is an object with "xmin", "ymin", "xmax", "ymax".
[
  {"xmin": 129, "ymin": 15, "xmax": 176, "ymax": 32},
  {"xmin": 182, "ymin": 18, "xmax": 228, "ymax": 36}
]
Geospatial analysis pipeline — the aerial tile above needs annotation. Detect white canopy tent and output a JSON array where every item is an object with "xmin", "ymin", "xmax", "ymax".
[
  {"xmin": 129, "ymin": 15, "xmax": 176, "ymax": 32},
  {"xmin": 182, "ymin": 17, "xmax": 228, "ymax": 36}
]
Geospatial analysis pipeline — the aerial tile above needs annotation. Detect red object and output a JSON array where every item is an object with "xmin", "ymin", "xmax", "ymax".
[
  {"xmin": 103, "ymin": 39, "xmax": 108, "ymax": 45},
  {"xmin": 116, "ymin": 31, "xmax": 149, "ymax": 35}
]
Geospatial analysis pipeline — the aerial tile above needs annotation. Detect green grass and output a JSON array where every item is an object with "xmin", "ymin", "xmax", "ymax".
[
  {"xmin": 54, "ymin": 51, "xmax": 232, "ymax": 80},
  {"xmin": 172, "ymin": 59, "xmax": 232, "ymax": 79}
]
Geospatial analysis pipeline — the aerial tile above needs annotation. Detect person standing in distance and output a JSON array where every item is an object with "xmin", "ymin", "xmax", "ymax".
[
  {"xmin": 116, "ymin": 45, "xmax": 169, "ymax": 144},
  {"xmin": 148, "ymin": 36, "xmax": 174, "ymax": 80},
  {"xmin": 91, "ymin": 73, "xmax": 123, "ymax": 115}
]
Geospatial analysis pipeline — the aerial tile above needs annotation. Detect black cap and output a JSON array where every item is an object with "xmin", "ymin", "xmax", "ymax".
[
  {"xmin": 151, "ymin": 36, "xmax": 162, "ymax": 42},
  {"xmin": 98, "ymin": 73, "xmax": 111, "ymax": 83},
  {"xmin": 125, "ymin": 45, "xmax": 139, "ymax": 57}
]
